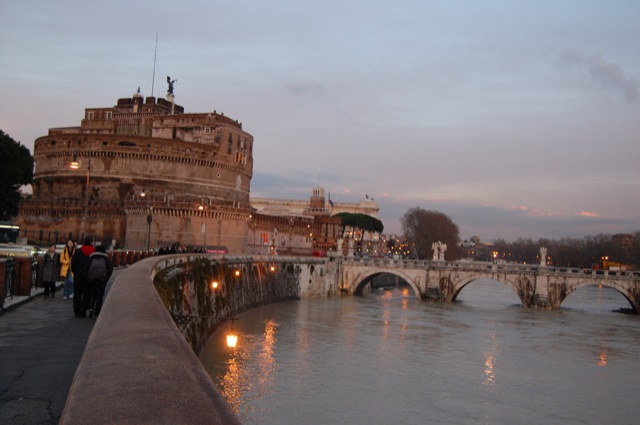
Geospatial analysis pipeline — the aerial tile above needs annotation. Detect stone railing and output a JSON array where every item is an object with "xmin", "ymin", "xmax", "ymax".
[
  {"xmin": 60, "ymin": 254, "xmax": 322, "ymax": 424},
  {"xmin": 342, "ymin": 257, "xmax": 639, "ymax": 279},
  {"xmin": 60, "ymin": 256, "xmax": 242, "ymax": 425}
]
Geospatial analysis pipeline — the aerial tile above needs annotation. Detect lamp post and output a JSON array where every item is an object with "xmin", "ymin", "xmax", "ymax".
[
  {"xmin": 70, "ymin": 154, "xmax": 92, "ymax": 239},
  {"xmin": 142, "ymin": 189, "xmax": 153, "ymax": 251},
  {"xmin": 199, "ymin": 202, "xmax": 207, "ymax": 250}
]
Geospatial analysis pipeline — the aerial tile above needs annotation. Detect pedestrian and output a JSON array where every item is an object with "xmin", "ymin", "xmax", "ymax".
[
  {"xmin": 71, "ymin": 236, "xmax": 95, "ymax": 318},
  {"xmin": 41, "ymin": 243, "xmax": 60, "ymax": 299},
  {"xmin": 60, "ymin": 239, "xmax": 76, "ymax": 300},
  {"xmin": 85, "ymin": 245, "xmax": 113, "ymax": 318}
]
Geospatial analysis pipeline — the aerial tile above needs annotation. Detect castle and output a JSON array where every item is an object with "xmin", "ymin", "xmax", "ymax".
[
  {"xmin": 16, "ymin": 89, "xmax": 253, "ymax": 252},
  {"xmin": 15, "ymin": 88, "xmax": 380, "ymax": 255}
]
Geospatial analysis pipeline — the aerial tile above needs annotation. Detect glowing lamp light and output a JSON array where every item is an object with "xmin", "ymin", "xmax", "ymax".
[
  {"xmin": 226, "ymin": 317, "xmax": 239, "ymax": 348},
  {"xmin": 211, "ymin": 281, "xmax": 219, "ymax": 290},
  {"xmin": 269, "ymin": 265, "xmax": 276, "ymax": 272},
  {"xmin": 226, "ymin": 332, "xmax": 238, "ymax": 348},
  {"xmin": 234, "ymin": 270, "xmax": 241, "ymax": 277},
  {"xmin": 70, "ymin": 160, "xmax": 79, "ymax": 170}
]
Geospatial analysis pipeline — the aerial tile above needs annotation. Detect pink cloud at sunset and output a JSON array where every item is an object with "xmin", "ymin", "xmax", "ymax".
[{"xmin": 580, "ymin": 211, "xmax": 600, "ymax": 218}]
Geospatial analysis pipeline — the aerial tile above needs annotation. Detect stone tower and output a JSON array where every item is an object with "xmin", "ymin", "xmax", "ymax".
[{"xmin": 16, "ymin": 91, "xmax": 254, "ymax": 252}]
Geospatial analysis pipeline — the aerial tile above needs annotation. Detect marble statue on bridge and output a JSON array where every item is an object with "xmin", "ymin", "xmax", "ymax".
[
  {"xmin": 432, "ymin": 241, "xmax": 447, "ymax": 261},
  {"xmin": 540, "ymin": 247, "xmax": 547, "ymax": 267}
]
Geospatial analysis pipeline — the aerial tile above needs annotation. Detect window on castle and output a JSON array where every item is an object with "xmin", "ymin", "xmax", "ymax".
[
  {"xmin": 88, "ymin": 112, "xmax": 94, "ymax": 120},
  {"xmin": 204, "ymin": 127, "xmax": 211, "ymax": 134},
  {"xmin": 235, "ymin": 152, "xmax": 247, "ymax": 165},
  {"xmin": 106, "ymin": 112, "xmax": 112, "ymax": 120}
]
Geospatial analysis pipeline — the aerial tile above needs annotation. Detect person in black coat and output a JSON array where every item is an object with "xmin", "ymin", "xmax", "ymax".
[
  {"xmin": 41, "ymin": 243, "xmax": 60, "ymax": 299},
  {"xmin": 70, "ymin": 236, "xmax": 95, "ymax": 318},
  {"xmin": 85, "ymin": 245, "xmax": 113, "ymax": 318}
]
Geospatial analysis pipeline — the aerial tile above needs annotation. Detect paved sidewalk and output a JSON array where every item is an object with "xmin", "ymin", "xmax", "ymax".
[{"xmin": 0, "ymin": 271, "xmax": 119, "ymax": 425}]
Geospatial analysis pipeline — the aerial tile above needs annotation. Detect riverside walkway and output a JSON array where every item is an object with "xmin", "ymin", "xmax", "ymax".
[{"xmin": 0, "ymin": 271, "xmax": 119, "ymax": 424}]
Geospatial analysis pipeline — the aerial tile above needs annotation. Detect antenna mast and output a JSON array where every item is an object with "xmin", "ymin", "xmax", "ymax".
[{"xmin": 151, "ymin": 32, "xmax": 158, "ymax": 97}]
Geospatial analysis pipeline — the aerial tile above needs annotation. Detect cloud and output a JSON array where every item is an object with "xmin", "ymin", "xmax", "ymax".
[
  {"xmin": 511, "ymin": 205, "xmax": 559, "ymax": 218},
  {"xmin": 579, "ymin": 211, "xmax": 600, "ymax": 218},
  {"xmin": 558, "ymin": 52, "xmax": 638, "ymax": 102}
]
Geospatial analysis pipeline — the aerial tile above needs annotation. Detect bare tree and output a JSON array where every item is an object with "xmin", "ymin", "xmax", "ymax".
[{"xmin": 401, "ymin": 207, "xmax": 460, "ymax": 260}]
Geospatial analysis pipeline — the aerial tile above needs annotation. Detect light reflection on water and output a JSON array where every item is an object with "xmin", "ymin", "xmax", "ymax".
[{"xmin": 200, "ymin": 279, "xmax": 640, "ymax": 425}]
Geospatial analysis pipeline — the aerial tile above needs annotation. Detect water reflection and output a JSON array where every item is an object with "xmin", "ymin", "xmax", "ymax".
[
  {"xmin": 221, "ymin": 356, "xmax": 243, "ymax": 412},
  {"xmin": 258, "ymin": 319, "xmax": 277, "ymax": 389},
  {"xmin": 484, "ymin": 353, "xmax": 496, "ymax": 387},
  {"xmin": 200, "ymin": 278, "xmax": 639, "ymax": 425},
  {"xmin": 598, "ymin": 348, "xmax": 608, "ymax": 367},
  {"xmin": 483, "ymin": 332, "xmax": 498, "ymax": 388}
]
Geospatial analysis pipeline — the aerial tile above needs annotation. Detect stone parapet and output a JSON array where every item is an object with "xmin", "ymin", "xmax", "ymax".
[{"xmin": 60, "ymin": 257, "xmax": 242, "ymax": 425}]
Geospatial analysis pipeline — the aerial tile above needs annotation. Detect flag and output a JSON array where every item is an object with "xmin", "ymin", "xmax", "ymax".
[{"xmin": 328, "ymin": 192, "xmax": 334, "ymax": 208}]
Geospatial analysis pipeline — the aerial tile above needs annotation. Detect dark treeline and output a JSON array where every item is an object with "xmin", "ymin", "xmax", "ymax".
[{"xmin": 489, "ymin": 232, "xmax": 639, "ymax": 269}]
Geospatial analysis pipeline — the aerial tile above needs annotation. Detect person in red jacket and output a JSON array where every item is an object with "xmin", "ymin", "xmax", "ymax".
[{"xmin": 70, "ymin": 236, "xmax": 95, "ymax": 318}]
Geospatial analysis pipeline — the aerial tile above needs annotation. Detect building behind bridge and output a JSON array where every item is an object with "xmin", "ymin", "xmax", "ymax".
[{"xmin": 250, "ymin": 186, "xmax": 382, "ymax": 256}]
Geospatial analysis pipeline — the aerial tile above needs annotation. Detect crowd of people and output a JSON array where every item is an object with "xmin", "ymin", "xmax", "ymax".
[
  {"xmin": 40, "ymin": 239, "xmax": 213, "ymax": 317},
  {"xmin": 39, "ymin": 236, "xmax": 113, "ymax": 319}
]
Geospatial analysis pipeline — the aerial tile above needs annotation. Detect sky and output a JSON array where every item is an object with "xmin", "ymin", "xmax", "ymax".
[{"xmin": 1, "ymin": 0, "xmax": 639, "ymax": 242}]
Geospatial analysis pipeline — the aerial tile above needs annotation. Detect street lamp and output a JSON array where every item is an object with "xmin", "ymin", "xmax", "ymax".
[
  {"xmin": 226, "ymin": 318, "xmax": 238, "ymax": 348},
  {"xmin": 142, "ymin": 189, "xmax": 153, "ymax": 251},
  {"xmin": 171, "ymin": 314, "xmax": 238, "ymax": 348},
  {"xmin": 70, "ymin": 153, "xmax": 91, "ymax": 239}
]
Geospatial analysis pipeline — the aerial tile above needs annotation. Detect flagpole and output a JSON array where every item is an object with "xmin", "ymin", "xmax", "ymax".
[{"xmin": 151, "ymin": 32, "xmax": 158, "ymax": 97}]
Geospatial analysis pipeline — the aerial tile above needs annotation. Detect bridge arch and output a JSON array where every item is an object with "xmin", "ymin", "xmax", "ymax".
[
  {"xmin": 449, "ymin": 276, "xmax": 527, "ymax": 306},
  {"xmin": 560, "ymin": 279, "xmax": 638, "ymax": 312},
  {"xmin": 339, "ymin": 258, "xmax": 639, "ymax": 312},
  {"xmin": 346, "ymin": 268, "xmax": 422, "ymax": 299}
]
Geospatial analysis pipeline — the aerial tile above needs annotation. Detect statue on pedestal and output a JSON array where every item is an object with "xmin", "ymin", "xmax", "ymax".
[
  {"xmin": 539, "ymin": 247, "xmax": 547, "ymax": 267},
  {"xmin": 336, "ymin": 238, "xmax": 344, "ymax": 257},
  {"xmin": 167, "ymin": 76, "xmax": 177, "ymax": 94}
]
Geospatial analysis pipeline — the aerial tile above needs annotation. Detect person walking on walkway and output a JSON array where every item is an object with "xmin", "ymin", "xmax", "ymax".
[
  {"xmin": 41, "ymin": 243, "xmax": 60, "ymax": 299},
  {"xmin": 60, "ymin": 238, "xmax": 76, "ymax": 300},
  {"xmin": 71, "ymin": 236, "xmax": 95, "ymax": 317},
  {"xmin": 85, "ymin": 245, "xmax": 113, "ymax": 318}
]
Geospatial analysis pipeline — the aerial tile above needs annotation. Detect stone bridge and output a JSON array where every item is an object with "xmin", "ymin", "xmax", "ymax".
[{"xmin": 338, "ymin": 257, "xmax": 640, "ymax": 312}]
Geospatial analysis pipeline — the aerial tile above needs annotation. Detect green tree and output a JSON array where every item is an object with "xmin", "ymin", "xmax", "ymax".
[
  {"xmin": 0, "ymin": 130, "xmax": 34, "ymax": 220},
  {"xmin": 334, "ymin": 212, "xmax": 384, "ymax": 241},
  {"xmin": 401, "ymin": 207, "xmax": 460, "ymax": 260}
]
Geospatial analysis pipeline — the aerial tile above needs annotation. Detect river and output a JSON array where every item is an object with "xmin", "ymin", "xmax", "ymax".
[{"xmin": 199, "ymin": 279, "xmax": 639, "ymax": 424}]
